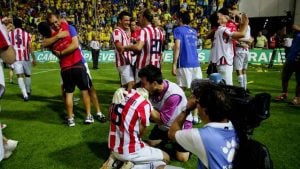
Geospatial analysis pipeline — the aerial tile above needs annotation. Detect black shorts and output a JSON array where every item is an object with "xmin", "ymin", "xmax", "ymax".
[
  {"xmin": 148, "ymin": 125, "xmax": 188, "ymax": 153},
  {"xmin": 61, "ymin": 62, "xmax": 91, "ymax": 93},
  {"xmin": 282, "ymin": 60, "xmax": 300, "ymax": 83}
]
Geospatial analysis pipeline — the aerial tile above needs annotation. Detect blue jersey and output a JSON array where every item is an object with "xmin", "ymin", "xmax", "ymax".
[
  {"xmin": 287, "ymin": 32, "xmax": 300, "ymax": 62},
  {"xmin": 68, "ymin": 25, "xmax": 86, "ymax": 64},
  {"xmin": 173, "ymin": 25, "xmax": 200, "ymax": 68},
  {"xmin": 197, "ymin": 126, "xmax": 238, "ymax": 169}
]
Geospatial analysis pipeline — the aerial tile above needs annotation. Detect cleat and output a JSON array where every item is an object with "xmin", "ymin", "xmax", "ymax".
[
  {"xmin": 84, "ymin": 115, "xmax": 94, "ymax": 124},
  {"xmin": 68, "ymin": 118, "xmax": 75, "ymax": 127},
  {"xmin": 96, "ymin": 113, "xmax": 106, "ymax": 123}
]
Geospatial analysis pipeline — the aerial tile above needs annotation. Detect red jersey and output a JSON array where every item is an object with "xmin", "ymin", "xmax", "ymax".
[
  {"xmin": 51, "ymin": 21, "xmax": 82, "ymax": 68},
  {"xmin": 226, "ymin": 20, "xmax": 238, "ymax": 56},
  {"xmin": 108, "ymin": 90, "xmax": 151, "ymax": 154},
  {"xmin": 131, "ymin": 26, "xmax": 141, "ymax": 43},
  {"xmin": 113, "ymin": 27, "xmax": 131, "ymax": 67},
  {"xmin": 8, "ymin": 28, "xmax": 31, "ymax": 61},
  {"xmin": 136, "ymin": 24, "xmax": 164, "ymax": 69},
  {"xmin": 0, "ymin": 22, "xmax": 10, "ymax": 49}
]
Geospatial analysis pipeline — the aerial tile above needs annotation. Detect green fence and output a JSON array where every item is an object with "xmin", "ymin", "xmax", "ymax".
[{"xmin": 34, "ymin": 49, "xmax": 285, "ymax": 65}]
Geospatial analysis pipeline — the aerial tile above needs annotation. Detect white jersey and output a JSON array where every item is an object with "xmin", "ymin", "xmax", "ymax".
[
  {"xmin": 8, "ymin": 28, "xmax": 31, "ymax": 61},
  {"xmin": 211, "ymin": 26, "xmax": 234, "ymax": 65},
  {"xmin": 113, "ymin": 27, "xmax": 131, "ymax": 67}
]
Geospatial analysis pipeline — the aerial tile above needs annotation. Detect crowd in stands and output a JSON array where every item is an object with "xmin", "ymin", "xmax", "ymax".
[{"xmin": 0, "ymin": 0, "xmax": 231, "ymax": 51}]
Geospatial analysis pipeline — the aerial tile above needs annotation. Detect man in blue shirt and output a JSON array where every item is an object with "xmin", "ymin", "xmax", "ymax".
[{"xmin": 172, "ymin": 11, "xmax": 203, "ymax": 124}]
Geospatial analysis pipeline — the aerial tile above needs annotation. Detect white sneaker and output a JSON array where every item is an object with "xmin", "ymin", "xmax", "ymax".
[
  {"xmin": 193, "ymin": 116, "xmax": 201, "ymax": 125},
  {"xmin": 84, "ymin": 115, "xmax": 94, "ymax": 124},
  {"xmin": 96, "ymin": 112, "xmax": 106, "ymax": 123},
  {"xmin": 4, "ymin": 139, "xmax": 18, "ymax": 152},
  {"xmin": 68, "ymin": 118, "xmax": 75, "ymax": 127},
  {"xmin": 3, "ymin": 139, "xmax": 18, "ymax": 159}
]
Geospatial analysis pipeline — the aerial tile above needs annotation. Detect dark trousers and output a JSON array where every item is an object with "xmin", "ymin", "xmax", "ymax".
[{"xmin": 91, "ymin": 49, "xmax": 100, "ymax": 69}]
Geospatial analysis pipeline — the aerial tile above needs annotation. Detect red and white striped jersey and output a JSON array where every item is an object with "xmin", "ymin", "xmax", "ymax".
[
  {"xmin": 8, "ymin": 28, "xmax": 31, "ymax": 61},
  {"xmin": 108, "ymin": 90, "xmax": 151, "ymax": 154},
  {"xmin": 0, "ymin": 21, "xmax": 11, "ymax": 49},
  {"xmin": 113, "ymin": 27, "xmax": 131, "ymax": 67},
  {"xmin": 136, "ymin": 24, "xmax": 164, "ymax": 69}
]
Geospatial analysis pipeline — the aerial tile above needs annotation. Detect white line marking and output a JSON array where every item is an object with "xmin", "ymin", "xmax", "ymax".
[{"xmin": 32, "ymin": 69, "xmax": 58, "ymax": 75}]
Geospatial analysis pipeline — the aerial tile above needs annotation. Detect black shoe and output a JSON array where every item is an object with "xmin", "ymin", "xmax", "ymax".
[{"xmin": 23, "ymin": 96, "xmax": 29, "ymax": 102}]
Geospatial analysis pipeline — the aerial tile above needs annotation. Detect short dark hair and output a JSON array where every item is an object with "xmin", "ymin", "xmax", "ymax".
[
  {"xmin": 141, "ymin": 9, "xmax": 153, "ymax": 23},
  {"xmin": 177, "ymin": 11, "xmax": 190, "ymax": 24},
  {"xmin": 138, "ymin": 65, "xmax": 163, "ymax": 84},
  {"xmin": 192, "ymin": 80, "xmax": 231, "ymax": 122},
  {"xmin": 218, "ymin": 7, "xmax": 230, "ymax": 16},
  {"xmin": 38, "ymin": 22, "xmax": 52, "ymax": 38},
  {"xmin": 209, "ymin": 12, "xmax": 219, "ymax": 27},
  {"xmin": 13, "ymin": 18, "xmax": 22, "ymax": 29},
  {"xmin": 117, "ymin": 11, "xmax": 131, "ymax": 21}
]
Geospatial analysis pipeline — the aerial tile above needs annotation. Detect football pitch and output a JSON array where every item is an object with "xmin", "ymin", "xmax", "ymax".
[{"xmin": 0, "ymin": 62, "xmax": 299, "ymax": 169}]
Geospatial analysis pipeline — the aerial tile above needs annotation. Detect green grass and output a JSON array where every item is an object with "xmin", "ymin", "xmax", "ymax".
[{"xmin": 0, "ymin": 62, "xmax": 299, "ymax": 169}]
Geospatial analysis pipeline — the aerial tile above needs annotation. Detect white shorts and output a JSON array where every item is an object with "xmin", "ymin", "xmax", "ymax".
[
  {"xmin": 117, "ymin": 65, "xmax": 134, "ymax": 85},
  {"xmin": 176, "ymin": 67, "xmax": 202, "ymax": 88},
  {"xmin": 234, "ymin": 47, "xmax": 249, "ymax": 70},
  {"xmin": 13, "ymin": 61, "xmax": 31, "ymax": 75},
  {"xmin": 217, "ymin": 64, "xmax": 233, "ymax": 85},
  {"xmin": 113, "ymin": 145, "xmax": 165, "ymax": 166}
]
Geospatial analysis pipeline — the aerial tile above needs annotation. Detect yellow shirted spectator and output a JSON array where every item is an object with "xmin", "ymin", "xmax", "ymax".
[{"xmin": 203, "ymin": 38, "xmax": 212, "ymax": 49}]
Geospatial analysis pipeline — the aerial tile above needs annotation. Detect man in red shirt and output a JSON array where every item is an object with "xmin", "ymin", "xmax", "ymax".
[{"xmin": 44, "ymin": 13, "xmax": 92, "ymax": 127}]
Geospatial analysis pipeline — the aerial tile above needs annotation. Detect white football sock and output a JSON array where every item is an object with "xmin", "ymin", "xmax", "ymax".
[
  {"xmin": 243, "ymin": 74, "xmax": 247, "ymax": 89},
  {"xmin": 18, "ymin": 78, "xmax": 28, "ymax": 97},
  {"xmin": 25, "ymin": 77, "xmax": 31, "ymax": 93},
  {"xmin": 238, "ymin": 75, "xmax": 244, "ymax": 88}
]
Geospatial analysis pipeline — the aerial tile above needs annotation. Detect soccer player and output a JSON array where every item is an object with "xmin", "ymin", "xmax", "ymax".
[
  {"xmin": 172, "ymin": 11, "xmax": 203, "ymax": 124},
  {"xmin": 0, "ymin": 16, "xmax": 18, "ymax": 161},
  {"xmin": 100, "ymin": 88, "xmax": 170, "ymax": 169},
  {"xmin": 112, "ymin": 11, "xmax": 135, "ymax": 91},
  {"xmin": 138, "ymin": 65, "xmax": 193, "ymax": 162},
  {"xmin": 8, "ymin": 18, "xmax": 36, "ymax": 101},
  {"xmin": 124, "ymin": 8, "xmax": 164, "ymax": 82},
  {"xmin": 44, "ymin": 13, "xmax": 92, "ymax": 127},
  {"xmin": 210, "ymin": 9, "xmax": 249, "ymax": 85},
  {"xmin": 38, "ymin": 21, "xmax": 106, "ymax": 124}
]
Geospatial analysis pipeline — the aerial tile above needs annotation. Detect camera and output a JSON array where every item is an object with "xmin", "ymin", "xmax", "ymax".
[
  {"xmin": 192, "ymin": 73, "xmax": 271, "ymax": 136},
  {"xmin": 218, "ymin": 84, "xmax": 271, "ymax": 135}
]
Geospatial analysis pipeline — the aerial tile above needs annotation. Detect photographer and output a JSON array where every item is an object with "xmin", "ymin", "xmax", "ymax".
[{"xmin": 168, "ymin": 80, "xmax": 238, "ymax": 169}]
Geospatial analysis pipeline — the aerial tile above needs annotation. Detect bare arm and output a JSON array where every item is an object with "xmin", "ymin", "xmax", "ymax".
[
  {"xmin": 168, "ymin": 95, "xmax": 198, "ymax": 140},
  {"xmin": 150, "ymin": 109, "xmax": 163, "ymax": 124},
  {"xmin": 124, "ymin": 40, "xmax": 145, "ymax": 52},
  {"xmin": 61, "ymin": 36, "xmax": 79, "ymax": 56},
  {"xmin": 172, "ymin": 39, "xmax": 180, "ymax": 76},
  {"xmin": 293, "ymin": 24, "xmax": 300, "ymax": 32},
  {"xmin": 42, "ymin": 30, "xmax": 69, "ymax": 47},
  {"xmin": 232, "ymin": 14, "xmax": 249, "ymax": 39},
  {"xmin": 168, "ymin": 110, "xmax": 190, "ymax": 140},
  {"xmin": 28, "ymin": 40, "xmax": 36, "ymax": 66}
]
